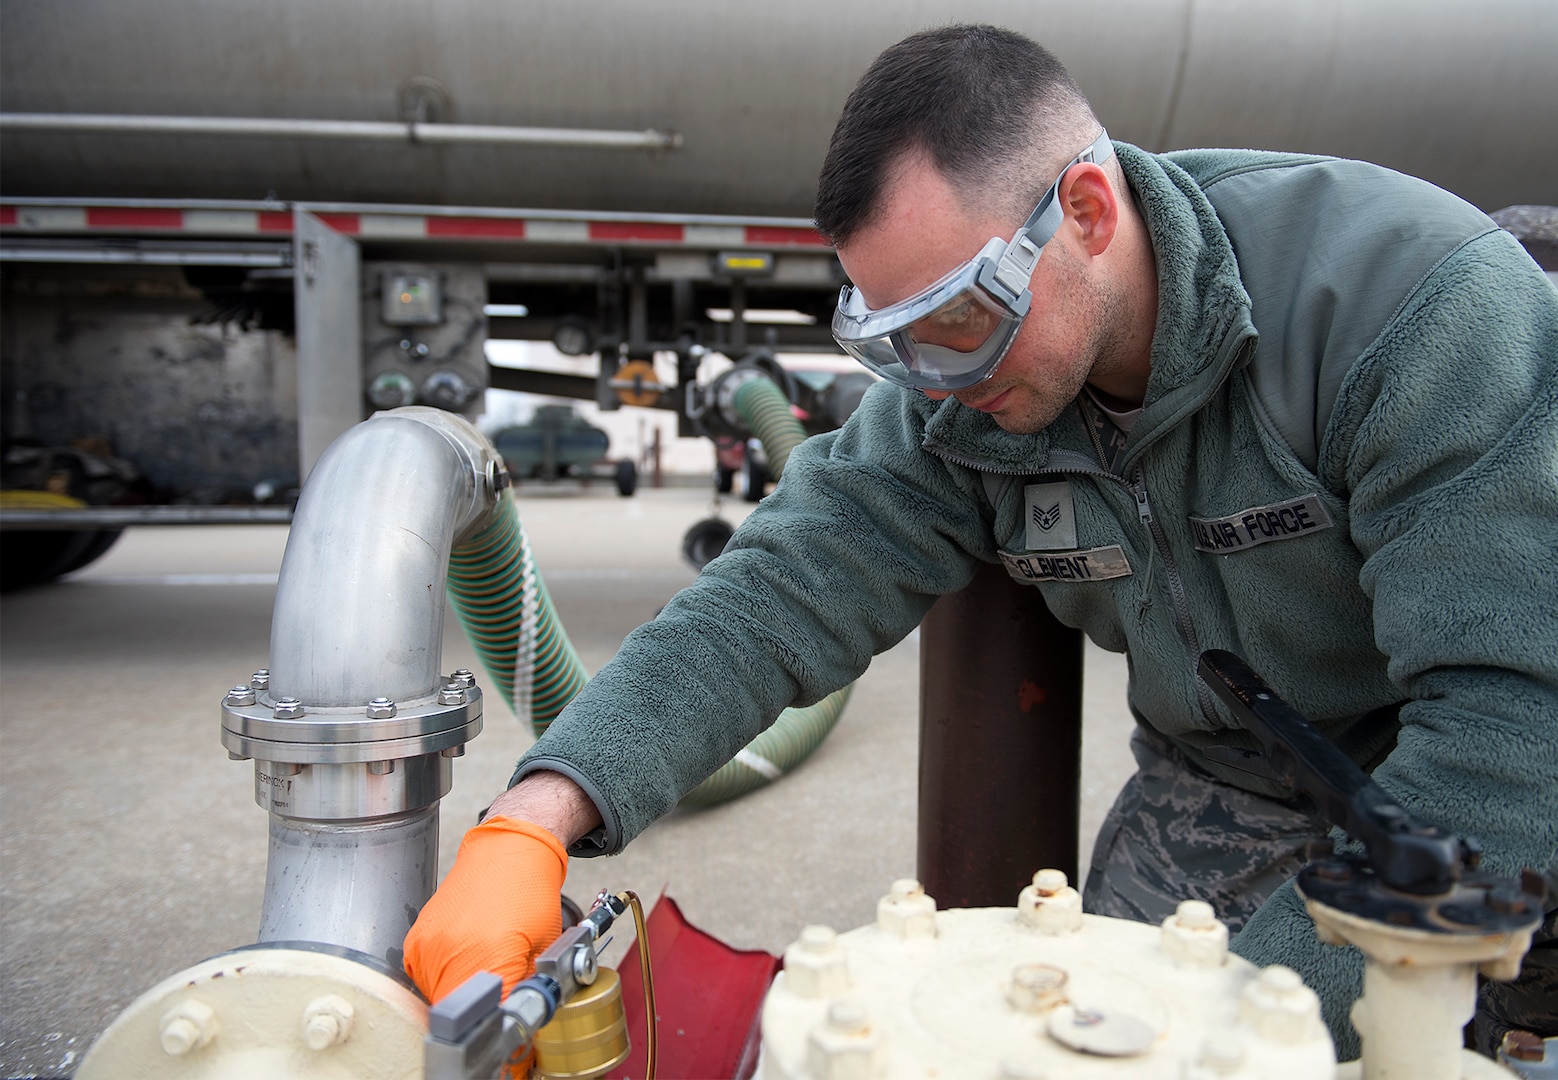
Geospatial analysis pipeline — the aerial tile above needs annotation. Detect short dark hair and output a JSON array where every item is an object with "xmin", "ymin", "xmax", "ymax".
[{"xmin": 815, "ymin": 25, "xmax": 1096, "ymax": 245}]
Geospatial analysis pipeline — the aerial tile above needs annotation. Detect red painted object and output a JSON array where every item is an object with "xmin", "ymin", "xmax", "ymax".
[{"xmin": 608, "ymin": 895, "xmax": 781, "ymax": 1080}]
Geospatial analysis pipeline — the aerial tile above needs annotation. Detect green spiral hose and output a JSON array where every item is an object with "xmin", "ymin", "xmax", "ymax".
[
  {"xmin": 680, "ymin": 684, "xmax": 853, "ymax": 806},
  {"xmin": 732, "ymin": 376, "xmax": 806, "ymax": 480},
  {"xmin": 446, "ymin": 373, "xmax": 852, "ymax": 806},
  {"xmin": 447, "ymin": 496, "xmax": 589, "ymax": 735}
]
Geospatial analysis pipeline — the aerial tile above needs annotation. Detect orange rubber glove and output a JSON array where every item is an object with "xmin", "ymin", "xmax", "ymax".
[{"xmin": 403, "ymin": 815, "xmax": 569, "ymax": 1004}]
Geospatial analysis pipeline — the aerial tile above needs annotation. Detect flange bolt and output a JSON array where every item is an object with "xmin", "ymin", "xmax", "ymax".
[
  {"xmin": 782, "ymin": 924, "xmax": 851, "ymax": 998},
  {"xmin": 224, "ymin": 686, "xmax": 256, "ymax": 707},
  {"xmin": 438, "ymin": 683, "xmax": 467, "ymax": 705},
  {"xmin": 366, "ymin": 697, "xmax": 397, "ymax": 719},
  {"xmin": 273, "ymin": 697, "xmax": 305, "ymax": 719},
  {"xmin": 301, "ymin": 995, "xmax": 354, "ymax": 1051},
  {"xmin": 250, "ymin": 669, "xmax": 270, "ymax": 691},
  {"xmin": 159, "ymin": 999, "xmax": 217, "ymax": 1056}
]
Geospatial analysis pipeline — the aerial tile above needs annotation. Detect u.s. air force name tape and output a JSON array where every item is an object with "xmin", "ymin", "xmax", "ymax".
[
  {"xmin": 1188, "ymin": 494, "xmax": 1334, "ymax": 554},
  {"xmin": 1000, "ymin": 546, "xmax": 1132, "ymax": 585}
]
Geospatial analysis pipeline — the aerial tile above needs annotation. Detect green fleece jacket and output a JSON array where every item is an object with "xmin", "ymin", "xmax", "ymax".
[{"xmin": 516, "ymin": 144, "xmax": 1558, "ymax": 1054}]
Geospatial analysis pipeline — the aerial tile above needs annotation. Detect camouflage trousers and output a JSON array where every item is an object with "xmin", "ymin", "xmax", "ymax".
[
  {"xmin": 1081, "ymin": 725, "xmax": 1557, "ymax": 1054},
  {"xmin": 1081, "ymin": 724, "xmax": 1327, "ymax": 932}
]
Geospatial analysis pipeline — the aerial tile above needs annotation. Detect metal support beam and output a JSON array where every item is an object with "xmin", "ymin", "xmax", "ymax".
[
  {"xmin": 917, "ymin": 560, "xmax": 1084, "ymax": 908},
  {"xmin": 293, "ymin": 210, "xmax": 363, "ymax": 481}
]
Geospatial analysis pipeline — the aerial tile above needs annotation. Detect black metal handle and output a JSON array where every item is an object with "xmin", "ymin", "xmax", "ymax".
[{"xmin": 1197, "ymin": 649, "xmax": 1477, "ymax": 895}]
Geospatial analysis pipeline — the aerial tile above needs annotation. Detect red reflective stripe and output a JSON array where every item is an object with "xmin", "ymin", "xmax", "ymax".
[
  {"xmin": 426, "ymin": 216, "xmax": 528, "ymax": 239},
  {"xmin": 0, "ymin": 206, "xmax": 16, "ymax": 226},
  {"xmin": 589, "ymin": 221, "xmax": 684, "ymax": 242},
  {"xmin": 745, "ymin": 225, "xmax": 829, "ymax": 247},
  {"xmin": 258, "ymin": 211, "xmax": 293, "ymax": 233},
  {"xmin": 86, "ymin": 208, "xmax": 184, "ymax": 229},
  {"xmin": 315, "ymin": 213, "xmax": 361, "ymax": 234}
]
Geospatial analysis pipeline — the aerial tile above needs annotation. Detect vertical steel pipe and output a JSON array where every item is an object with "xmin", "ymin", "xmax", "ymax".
[
  {"xmin": 231, "ymin": 406, "xmax": 504, "ymax": 964},
  {"xmin": 917, "ymin": 560, "xmax": 1084, "ymax": 908}
]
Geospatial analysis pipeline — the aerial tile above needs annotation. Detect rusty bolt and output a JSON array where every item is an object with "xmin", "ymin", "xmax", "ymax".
[
  {"xmin": 1018, "ymin": 869, "xmax": 1083, "ymax": 935},
  {"xmin": 806, "ymin": 999, "xmax": 884, "ymax": 1080},
  {"xmin": 1007, "ymin": 963, "xmax": 1069, "ymax": 1014},
  {"xmin": 876, "ymin": 879, "xmax": 937, "ymax": 940}
]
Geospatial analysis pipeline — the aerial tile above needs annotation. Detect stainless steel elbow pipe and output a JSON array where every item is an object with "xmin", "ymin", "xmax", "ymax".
[{"xmin": 220, "ymin": 407, "xmax": 508, "ymax": 966}]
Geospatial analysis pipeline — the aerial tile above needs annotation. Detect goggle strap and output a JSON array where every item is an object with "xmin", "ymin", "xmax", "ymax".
[
  {"xmin": 993, "ymin": 194, "xmax": 1062, "ymax": 296},
  {"xmin": 994, "ymin": 132, "xmax": 1112, "ymax": 295}
]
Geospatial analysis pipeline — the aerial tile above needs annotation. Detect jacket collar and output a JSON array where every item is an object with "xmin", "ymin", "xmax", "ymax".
[{"xmin": 921, "ymin": 142, "xmax": 1256, "ymax": 475}]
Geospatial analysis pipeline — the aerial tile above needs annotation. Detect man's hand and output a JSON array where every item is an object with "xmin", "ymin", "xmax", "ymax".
[{"xmin": 402, "ymin": 771, "xmax": 602, "ymax": 1003}]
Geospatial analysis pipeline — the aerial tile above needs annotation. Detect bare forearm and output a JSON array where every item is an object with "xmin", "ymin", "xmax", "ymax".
[{"xmin": 487, "ymin": 770, "xmax": 602, "ymax": 848}]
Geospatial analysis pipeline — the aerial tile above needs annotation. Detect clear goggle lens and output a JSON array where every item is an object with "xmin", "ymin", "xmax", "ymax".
[{"xmin": 836, "ymin": 281, "xmax": 1021, "ymax": 391}]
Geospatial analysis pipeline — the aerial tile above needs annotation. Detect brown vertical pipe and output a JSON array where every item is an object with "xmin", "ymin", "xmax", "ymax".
[{"xmin": 918, "ymin": 560, "xmax": 1084, "ymax": 909}]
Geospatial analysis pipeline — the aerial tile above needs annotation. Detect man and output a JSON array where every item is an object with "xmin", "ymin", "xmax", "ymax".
[{"xmin": 405, "ymin": 25, "xmax": 1557, "ymax": 1055}]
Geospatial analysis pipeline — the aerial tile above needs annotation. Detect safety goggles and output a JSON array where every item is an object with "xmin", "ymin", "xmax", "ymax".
[{"xmin": 831, "ymin": 129, "xmax": 1114, "ymax": 392}]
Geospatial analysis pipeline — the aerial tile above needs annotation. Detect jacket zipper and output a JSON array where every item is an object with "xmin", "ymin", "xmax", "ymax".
[{"xmin": 1078, "ymin": 412, "xmax": 1220, "ymax": 724}]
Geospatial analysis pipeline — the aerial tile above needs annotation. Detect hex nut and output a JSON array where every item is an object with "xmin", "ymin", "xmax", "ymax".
[
  {"xmin": 272, "ymin": 697, "xmax": 305, "ymax": 719},
  {"xmin": 876, "ymin": 879, "xmax": 937, "ymax": 940},
  {"xmin": 438, "ymin": 684, "xmax": 467, "ymax": 706},
  {"xmin": 1006, "ymin": 963, "xmax": 1069, "ymax": 1014},
  {"xmin": 450, "ymin": 668, "xmax": 477, "ymax": 688},
  {"xmin": 301, "ymin": 994, "xmax": 354, "ymax": 1051},
  {"xmin": 806, "ymin": 999, "xmax": 885, "ymax": 1080},
  {"xmin": 224, "ymin": 685, "xmax": 256, "ymax": 707},
  {"xmin": 782, "ymin": 924, "xmax": 851, "ymax": 999},
  {"xmin": 365, "ymin": 697, "xmax": 397, "ymax": 719},
  {"xmin": 159, "ymin": 999, "xmax": 217, "ymax": 1056},
  {"xmin": 250, "ymin": 669, "xmax": 271, "ymax": 691},
  {"xmin": 1018, "ymin": 869, "xmax": 1083, "ymax": 935},
  {"xmin": 367, "ymin": 760, "xmax": 395, "ymax": 776},
  {"xmin": 1239, "ymin": 965, "xmax": 1324, "ymax": 1045},
  {"xmin": 1161, "ymin": 899, "xmax": 1229, "ymax": 967}
]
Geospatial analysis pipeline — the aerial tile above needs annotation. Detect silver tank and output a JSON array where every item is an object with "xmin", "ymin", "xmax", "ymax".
[{"xmin": 1, "ymin": 0, "xmax": 1554, "ymax": 215}]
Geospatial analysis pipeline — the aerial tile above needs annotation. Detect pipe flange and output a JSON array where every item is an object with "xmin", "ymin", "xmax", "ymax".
[
  {"xmin": 222, "ymin": 682, "xmax": 482, "ymax": 745},
  {"xmin": 221, "ymin": 713, "xmax": 482, "ymax": 766},
  {"xmin": 75, "ymin": 946, "xmax": 425, "ymax": 1080}
]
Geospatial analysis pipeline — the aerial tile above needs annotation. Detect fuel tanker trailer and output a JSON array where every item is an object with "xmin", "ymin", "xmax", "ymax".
[{"xmin": 2, "ymin": 0, "xmax": 1556, "ymax": 586}]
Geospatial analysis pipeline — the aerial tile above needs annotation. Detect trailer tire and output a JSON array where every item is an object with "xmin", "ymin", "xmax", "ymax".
[
  {"xmin": 681, "ymin": 516, "xmax": 734, "ymax": 570},
  {"xmin": 0, "ymin": 528, "xmax": 120, "ymax": 592},
  {"xmin": 615, "ymin": 459, "xmax": 638, "ymax": 497}
]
